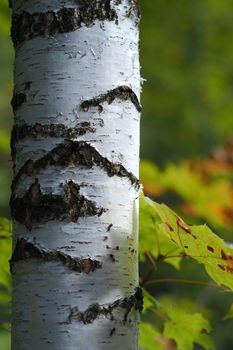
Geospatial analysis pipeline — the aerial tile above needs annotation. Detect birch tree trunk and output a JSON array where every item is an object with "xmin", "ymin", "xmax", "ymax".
[{"xmin": 10, "ymin": 1, "xmax": 141, "ymax": 349}]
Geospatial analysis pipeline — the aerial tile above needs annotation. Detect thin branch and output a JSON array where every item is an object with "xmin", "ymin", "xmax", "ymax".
[
  {"xmin": 145, "ymin": 278, "xmax": 230, "ymax": 292},
  {"xmin": 140, "ymin": 251, "xmax": 157, "ymax": 287},
  {"xmin": 145, "ymin": 251, "xmax": 157, "ymax": 266}
]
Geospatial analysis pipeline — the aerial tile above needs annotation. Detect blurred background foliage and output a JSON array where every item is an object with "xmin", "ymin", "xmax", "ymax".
[
  {"xmin": 140, "ymin": 0, "xmax": 233, "ymax": 165},
  {"xmin": 0, "ymin": 0, "xmax": 233, "ymax": 349}
]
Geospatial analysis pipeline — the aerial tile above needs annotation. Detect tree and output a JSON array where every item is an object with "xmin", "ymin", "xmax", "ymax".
[{"xmin": 10, "ymin": 1, "xmax": 142, "ymax": 349}]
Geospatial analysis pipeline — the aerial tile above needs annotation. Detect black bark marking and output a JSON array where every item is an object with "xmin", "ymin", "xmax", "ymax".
[
  {"xmin": 10, "ymin": 238, "xmax": 102, "ymax": 274},
  {"xmin": 11, "ymin": 2, "xmax": 118, "ymax": 48},
  {"xmin": 107, "ymin": 223, "xmax": 113, "ymax": 232},
  {"xmin": 126, "ymin": 0, "xmax": 141, "ymax": 19},
  {"xmin": 11, "ymin": 92, "xmax": 27, "ymax": 112},
  {"xmin": 24, "ymin": 81, "xmax": 32, "ymax": 90},
  {"xmin": 10, "ymin": 122, "xmax": 97, "ymax": 166},
  {"xmin": 80, "ymin": 86, "xmax": 142, "ymax": 113},
  {"xmin": 114, "ymin": 0, "xmax": 140, "ymax": 19},
  {"xmin": 106, "ymin": 245, "xmax": 119, "ymax": 250},
  {"xmin": 10, "ymin": 179, "xmax": 105, "ymax": 230},
  {"xmin": 67, "ymin": 286, "xmax": 143, "ymax": 324},
  {"xmin": 12, "ymin": 140, "xmax": 140, "ymax": 190},
  {"xmin": 110, "ymin": 328, "xmax": 116, "ymax": 336},
  {"xmin": 109, "ymin": 253, "xmax": 116, "ymax": 262},
  {"xmin": 11, "ymin": 82, "xmax": 32, "ymax": 112},
  {"xmin": 11, "ymin": 122, "xmax": 96, "ymax": 143}
]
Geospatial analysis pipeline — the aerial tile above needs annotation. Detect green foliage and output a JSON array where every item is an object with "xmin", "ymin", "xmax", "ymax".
[
  {"xmin": 140, "ymin": 159, "xmax": 233, "ymax": 233},
  {"xmin": 0, "ymin": 129, "xmax": 10, "ymax": 154},
  {"xmin": 139, "ymin": 150, "xmax": 233, "ymax": 349},
  {"xmin": 139, "ymin": 193, "xmax": 233, "ymax": 349},
  {"xmin": 139, "ymin": 194, "xmax": 182, "ymax": 269},
  {"xmin": 163, "ymin": 305, "xmax": 213, "ymax": 350},
  {"xmin": 0, "ymin": 0, "xmax": 14, "ymax": 219},
  {"xmin": 0, "ymin": 218, "xmax": 11, "ymax": 288},
  {"xmin": 0, "ymin": 218, "xmax": 11, "ymax": 350},
  {"xmin": 0, "ymin": 0, "xmax": 10, "ymax": 37},
  {"xmin": 140, "ymin": 292, "xmax": 214, "ymax": 350},
  {"xmin": 223, "ymin": 304, "xmax": 233, "ymax": 321},
  {"xmin": 140, "ymin": 323, "xmax": 162, "ymax": 350},
  {"xmin": 140, "ymin": 193, "xmax": 233, "ymax": 291},
  {"xmin": 0, "ymin": 331, "xmax": 10, "ymax": 350},
  {"xmin": 140, "ymin": 0, "xmax": 233, "ymax": 164},
  {"xmin": 0, "ymin": 0, "xmax": 11, "ymax": 36}
]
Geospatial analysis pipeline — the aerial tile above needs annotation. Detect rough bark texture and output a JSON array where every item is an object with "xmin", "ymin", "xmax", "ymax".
[
  {"xmin": 11, "ymin": 0, "xmax": 141, "ymax": 349},
  {"xmin": 10, "ymin": 238, "xmax": 103, "ymax": 274},
  {"xmin": 11, "ymin": 178, "xmax": 105, "ymax": 230}
]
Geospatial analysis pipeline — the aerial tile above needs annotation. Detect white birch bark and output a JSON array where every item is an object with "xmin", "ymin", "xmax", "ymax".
[{"xmin": 10, "ymin": 1, "xmax": 141, "ymax": 349}]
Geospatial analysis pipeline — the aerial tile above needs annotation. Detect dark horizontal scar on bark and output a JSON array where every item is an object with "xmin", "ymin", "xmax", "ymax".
[
  {"xmin": 80, "ymin": 86, "xmax": 142, "ymax": 113},
  {"xmin": 10, "ymin": 178, "xmax": 105, "ymax": 230},
  {"xmin": 10, "ymin": 238, "xmax": 102, "ymax": 274},
  {"xmin": 11, "ymin": 122, "xmax": 96, "ymax": 143},
  {"xmin": 11, "ymin": 2, "xmax": 118, "ymax": 48},
  {"xmin": 12, "ymin": 140, "xmax": 140, "ymax": 190},
  {"xmin": 66, "ymin": 287, "xmax": 143, "ymax": 325}
]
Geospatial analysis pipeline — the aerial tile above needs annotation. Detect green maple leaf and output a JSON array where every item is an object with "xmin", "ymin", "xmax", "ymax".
[
  {"xmin": 163, "ymin": 303, "xmax": 214, "ymax": 350},
  {"xmin": 140, "ymin": 193, "xmax": 233, "ymax": 291},
  {"xmin": 139, "ymin": 195, "xmax": 182, "ymax": 269}
]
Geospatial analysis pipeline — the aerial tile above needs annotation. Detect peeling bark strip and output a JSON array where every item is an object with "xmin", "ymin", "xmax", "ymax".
[
  {"xmin": 80, "ymin": 85, "xmax": 142, "ymax": 113},
  {"xmin": 10, "ymin": 238, "xmax": 102, "ymax": 274},
  {"xmin": 11, "ymin": 122, "xmax": 96, "ymax": 143},
  {"xmin": 11, "ymin": 179, "xmax": 105, "ymax": 230},
  {"xmin": 67, "ymin": 287, "xmax": 143, "ymax": 324},
  {"xmin": 13, "ymin": 140, "xmax": 140, "ymax": 189},
  {"xmin": 11, "ymin": 2, "xmax": 118, "ymax": 48}
]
